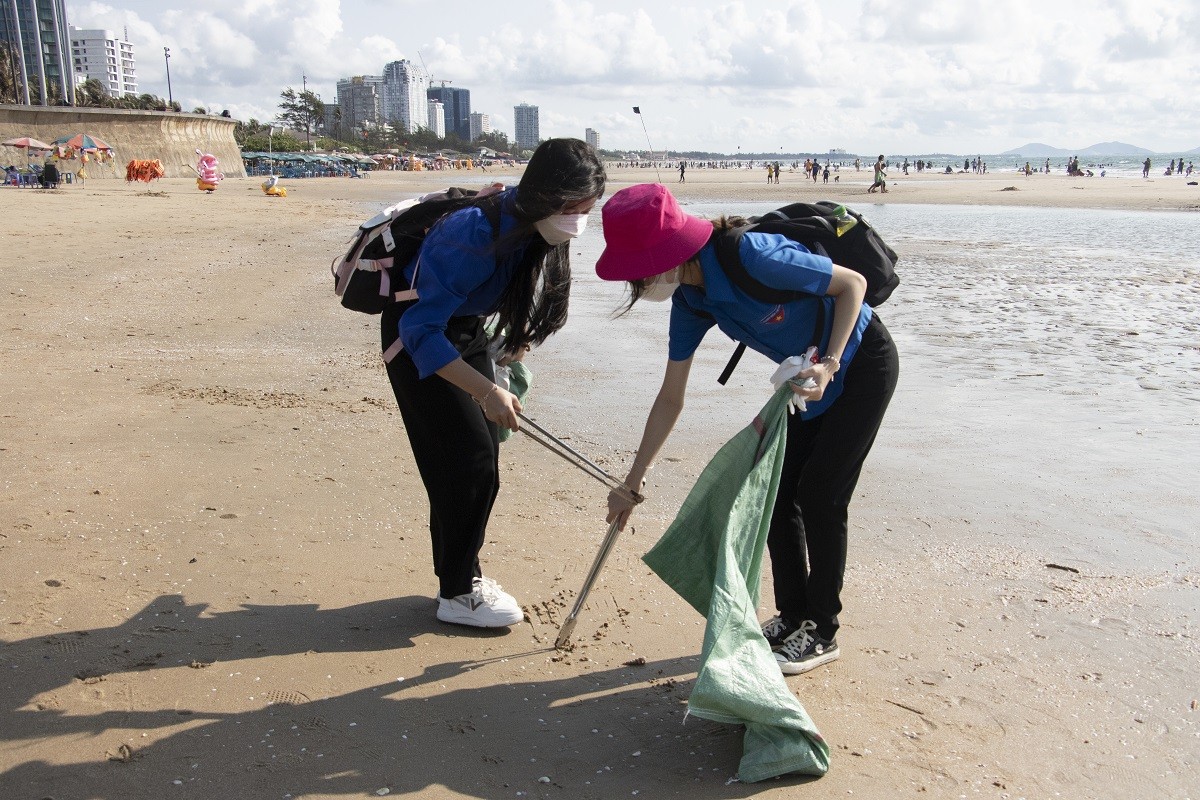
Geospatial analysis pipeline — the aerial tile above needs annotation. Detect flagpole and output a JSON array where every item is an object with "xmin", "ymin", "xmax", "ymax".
[{"xmin": 632, "ymin": 106, "xmax": 662, "ymax": 183}]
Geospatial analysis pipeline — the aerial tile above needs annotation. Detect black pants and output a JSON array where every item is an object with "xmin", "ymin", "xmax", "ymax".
[
  {"xmin": 767, "ymin": 314, "xmax": 899, "ymax": 640},
  {"xmin": 384, "ymin": 313, "xmax": 500, "ymax": 600}
]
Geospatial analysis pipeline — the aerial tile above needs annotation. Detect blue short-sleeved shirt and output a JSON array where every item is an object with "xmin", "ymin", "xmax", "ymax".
[
  {"xmin": 669, "ymin": 231, "xmax": 873, "ymax": 419},
  {"xmin": 397, "ymin": 189, "xmax": 525, "ymax": 378}
]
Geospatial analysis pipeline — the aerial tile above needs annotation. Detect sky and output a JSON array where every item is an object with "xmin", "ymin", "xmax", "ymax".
[{"xmin": 67, "ymin": 0, "xmax": 1199, "ymax": 156}]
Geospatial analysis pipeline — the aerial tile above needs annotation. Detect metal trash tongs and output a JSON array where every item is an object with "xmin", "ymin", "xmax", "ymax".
[{"xmin": 516, "ymin": 412, "xmax": 642, "ymax": 648}]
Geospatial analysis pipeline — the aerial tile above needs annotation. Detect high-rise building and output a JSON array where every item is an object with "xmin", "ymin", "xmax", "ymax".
[
  {"xmin": 382, "ymin": 59, "xmax": 428, "ymax": 134},
  {"xmin": 69, "ymin": 26, "xmax": 137, "ymax": 97},
  {"xmin": 585, "ymin": 128, "xmax": 599, "ymax": 150},
  {"xmin": 427, "ymin": 100, "xmax": 445, "ymax": 139},
  {"xmin": 513, "ymin": 103, "xmax": 540, "ymax": 152},
  {"xmin": 1, "ymin": 0, "xmax": 72, "ymax": 105},
  {"xmin": 427, "ymin": 85, "xmax": 470, "ymax": 141},
  {"xmin": 469, "ymin": 112, "xmax": 490, "ymax": 142},
  {"xmin": 336, "ymin": 75, "xmax": 383, "ymax": 133}
]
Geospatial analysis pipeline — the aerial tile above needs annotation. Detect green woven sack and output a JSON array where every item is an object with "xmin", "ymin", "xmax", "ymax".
[{"xmin": 643, "ymin": 387, "xmax": 830, "ymax": 782}]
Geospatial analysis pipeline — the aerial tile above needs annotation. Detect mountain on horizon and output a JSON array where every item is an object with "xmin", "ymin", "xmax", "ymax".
[
  {"xmin": 1000, "ymin": 141, "xmax": 1155, "ymax": 157},
  {"xmin": 1000, "ymin": 142, "xmax": 1070, "ymax": 157}
]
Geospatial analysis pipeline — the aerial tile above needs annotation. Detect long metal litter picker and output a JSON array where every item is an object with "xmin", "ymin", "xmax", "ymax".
[{"xmin": 516, "ymin": 412, "xmax": 642, "ymax": 648}]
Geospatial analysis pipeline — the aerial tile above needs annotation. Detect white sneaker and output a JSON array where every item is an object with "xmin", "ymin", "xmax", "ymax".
[{"xmin": 436, "ymin": 577, "xmax": 524, "ymax": 628}]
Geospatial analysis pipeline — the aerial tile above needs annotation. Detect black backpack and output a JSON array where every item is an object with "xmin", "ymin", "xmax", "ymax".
[
  {"xmin": 710, "ymin": 201, "xmax": 899, "ymax": 384},
  {"xmin": 332, "ymin": 187, "xmax": 501, "ymax": 315}
]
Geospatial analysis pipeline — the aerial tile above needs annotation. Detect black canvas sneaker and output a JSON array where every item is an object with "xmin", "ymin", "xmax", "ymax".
[
  {"xmin": 760, "ymin": 615, "xmax": 801, "ymax": 650},
  {"xmin": 774, "ymin": 620, "xmax": 839, "ymax": 675}
]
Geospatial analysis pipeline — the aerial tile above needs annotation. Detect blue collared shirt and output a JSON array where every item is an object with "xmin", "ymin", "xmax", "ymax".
[
  {"xmin": 669, "ymin": 230, "xmax": 873, "ymax": 419},
  {"xmin": 397, "ymin": 189, "xmax": 525, "ymax": 378}
]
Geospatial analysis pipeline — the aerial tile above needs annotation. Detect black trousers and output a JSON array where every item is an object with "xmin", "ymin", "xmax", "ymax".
[
  {"xmin": 767, "ymin": 314, "xmax": 899, "ymax": 640},
  {"xmin": 384, "ymin": 313, "xmax": 500, "ymax": 600}
]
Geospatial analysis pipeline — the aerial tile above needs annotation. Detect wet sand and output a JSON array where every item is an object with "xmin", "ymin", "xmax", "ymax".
[{"xmin": 1, "ymin": 168, "xmax": 1197, "ymax": 799}]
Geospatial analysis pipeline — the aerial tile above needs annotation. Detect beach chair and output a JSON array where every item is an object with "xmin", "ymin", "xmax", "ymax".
[{"xmin": 40, "ymin": 164, "xmax": 60, "ymax": 189}]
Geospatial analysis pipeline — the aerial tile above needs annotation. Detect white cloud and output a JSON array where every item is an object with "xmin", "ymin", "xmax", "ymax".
[{"xmin": 64, "ymin": 0, "xmax": 1200, "ymax": 153}]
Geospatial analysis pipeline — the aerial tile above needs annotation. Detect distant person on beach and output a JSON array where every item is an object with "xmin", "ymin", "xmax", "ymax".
[
  {"xmin": 679, "ymin": 161, "xmax": 686, "ymax": 183},
  {"xmin": 1143, "ymin": 158, "xmax": 1151, "ymax": 178},
  {"xmin": 380, "ymin": 138, "xmax": 605, "ymax": 628},
  {"xmin": 594, "ymin": 183, "xmax": 898, "ymax": 674},
  {"xmin": 869, "ymin": 155, "xmax": 888, "ymax": 193}
]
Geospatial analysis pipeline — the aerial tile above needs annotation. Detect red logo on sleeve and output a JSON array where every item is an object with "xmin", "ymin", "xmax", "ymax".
[{"xmin": 761, "ymin": 305, "xmax": 786, "ymax": 325}]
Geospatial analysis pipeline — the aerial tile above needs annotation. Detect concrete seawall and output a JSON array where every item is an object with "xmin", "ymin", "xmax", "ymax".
[{"xmin": 0, "ymin": 105, "xmax": 245, "ymax": 180}]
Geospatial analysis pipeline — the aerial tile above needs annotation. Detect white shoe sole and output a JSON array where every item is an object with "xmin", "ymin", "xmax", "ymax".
[
  {"xmin": 436, "ymin": 600, "xmax": 523, "ymax": 628},
  {"xmin": 777, "ymin": 648, "xmax": 839, "ymax": 675}
]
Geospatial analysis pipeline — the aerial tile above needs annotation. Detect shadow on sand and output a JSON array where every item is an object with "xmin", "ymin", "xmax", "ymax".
[{"xmin": 0, "ymin": 594, "xmax": 817, "ymax": 798}]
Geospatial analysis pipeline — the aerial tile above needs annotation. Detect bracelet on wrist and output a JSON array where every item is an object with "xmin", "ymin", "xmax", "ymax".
[
  {"xmin": 475, "ymin": 384, "xmax": 499, "ymax": 406},
  {"xmin": 819, "ymin": 355, "xmax": 841, "ymax": 373}
]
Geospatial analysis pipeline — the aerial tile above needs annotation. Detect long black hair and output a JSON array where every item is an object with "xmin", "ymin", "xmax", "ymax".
[{"xmin": 491, "ymin": 138, "xmax": 605, "ymax": 356}]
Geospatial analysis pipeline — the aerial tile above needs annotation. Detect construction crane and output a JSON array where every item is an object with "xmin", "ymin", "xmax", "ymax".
[{"xmin": 416, "ymin": 51, "xmax": 451, "ymax": 85}]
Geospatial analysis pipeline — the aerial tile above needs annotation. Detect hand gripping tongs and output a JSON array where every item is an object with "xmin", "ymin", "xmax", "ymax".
[{"xmin": 516, "ymin": 413, "xmax": 642, "ymax": 648}]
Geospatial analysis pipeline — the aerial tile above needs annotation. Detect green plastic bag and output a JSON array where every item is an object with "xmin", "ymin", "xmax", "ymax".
[
  {"xmin": 642, "ymin": 387, "xmax": 830, "ymax": 782},
  {"xmin": 497, "ymin": 360, "xmax": 530, "ymax": 443}
]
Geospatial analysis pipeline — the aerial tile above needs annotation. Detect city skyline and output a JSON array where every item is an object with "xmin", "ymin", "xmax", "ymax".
[{"xmin": 55, "ymin": 0, "xmax": 1200, "ymax": 154}]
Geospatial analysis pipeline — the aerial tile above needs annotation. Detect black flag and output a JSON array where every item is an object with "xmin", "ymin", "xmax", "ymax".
[{"xmin": 632, "ymin": 106, "xmax": 640, "ymax": 114}]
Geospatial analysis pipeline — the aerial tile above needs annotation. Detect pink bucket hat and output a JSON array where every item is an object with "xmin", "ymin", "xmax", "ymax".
[{"xmin": 596, "ymin": 183, "xmax": 714, "ymax": 281}]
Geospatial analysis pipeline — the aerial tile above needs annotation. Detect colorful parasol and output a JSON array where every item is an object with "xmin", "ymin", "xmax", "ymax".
[
  {"xmin": 52, "ymin": 133, "xmax": 114, "ymax": 152},
  {"xmin": 2, "ymin": 136, "xmax": 54, "ymax": 151}
]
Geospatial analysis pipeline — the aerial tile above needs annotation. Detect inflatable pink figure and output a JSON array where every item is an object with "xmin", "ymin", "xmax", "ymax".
[{"xmin": 194, "ymin": 149, "xmax": 224, "ymax": 191}]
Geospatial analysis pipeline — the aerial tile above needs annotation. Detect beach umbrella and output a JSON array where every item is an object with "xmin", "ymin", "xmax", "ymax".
[
  {"xmin": 2, "ymin": 136, "xmax": 53, "ymax": 151},
  {"xmin": 52, "ymin": 133, "xmax": 113, "ymax": 152}
]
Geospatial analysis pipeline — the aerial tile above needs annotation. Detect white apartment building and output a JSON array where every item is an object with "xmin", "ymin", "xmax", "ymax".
[
  {"xmin": 382, "ymin": 59, "xmax": 428, "ymax": 134},
  {"xmin": 513, "ymin": 103, "xmax": 539, "ymax": 152},
  {"xmin": 469, "ymin": 112, "xmax": 491, "ymax": 142},
  {"xmin": 69, "ymin": 26, "xmax": 137, "ymax": 97},
  {"xmin": 427, "ymin": 100, "xmax": 445, "ymax": 138},
  {"xmin": 585, "ymin": 128, "xmax": 599, "ymax": 150}
]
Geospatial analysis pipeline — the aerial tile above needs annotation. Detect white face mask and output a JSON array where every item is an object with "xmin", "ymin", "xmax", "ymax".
[
  {"xmin": 535, "ymin": 212, "xmax": 589, "ymax": 245},
  {"xmin": 641, "ymin": 268, "xmax": 680, "ymax": 302}
]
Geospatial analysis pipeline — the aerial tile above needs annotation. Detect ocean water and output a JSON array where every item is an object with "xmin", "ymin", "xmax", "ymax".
[
  {"xmin": 950, "ymin": 154, "xmax": 1197, "ymax": 179},
  {"xmin": 529, "ymin": 201, "xmax": 1200, "ymax": 570},
  {"xmin": 682, "ymin": 154, "xmax": 1197, "ymax": 179}
]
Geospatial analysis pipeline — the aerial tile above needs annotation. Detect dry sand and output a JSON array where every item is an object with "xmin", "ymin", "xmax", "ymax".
[{"xmin": 1, "ymin": 167, "xmax": 1197, "ymax": 799}]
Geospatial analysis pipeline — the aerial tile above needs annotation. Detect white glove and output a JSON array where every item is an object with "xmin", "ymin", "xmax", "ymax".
[{"xmin": 770, "ymin": 348, "xmax": 819, "ymax": 415}]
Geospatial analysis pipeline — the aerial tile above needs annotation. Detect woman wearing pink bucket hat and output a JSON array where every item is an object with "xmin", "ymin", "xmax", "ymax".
[{"xmin": 596, "ymin": 183, "xmax": 898, "ymax": 675}]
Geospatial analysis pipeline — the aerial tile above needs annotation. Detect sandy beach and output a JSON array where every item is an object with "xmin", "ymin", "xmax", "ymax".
[{"xmin": 1, "ymin": 166, "xmax": 1197, "ymax": 799}]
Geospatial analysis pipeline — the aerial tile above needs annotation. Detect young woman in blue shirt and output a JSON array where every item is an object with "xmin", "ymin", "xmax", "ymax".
[
  {"xmin": 597, "ymin": 183, "xmax": 898, "ymax": 673},
  {"xmin": 383, "ymin": 138, "xmax": 605, "ymax": 628}
]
